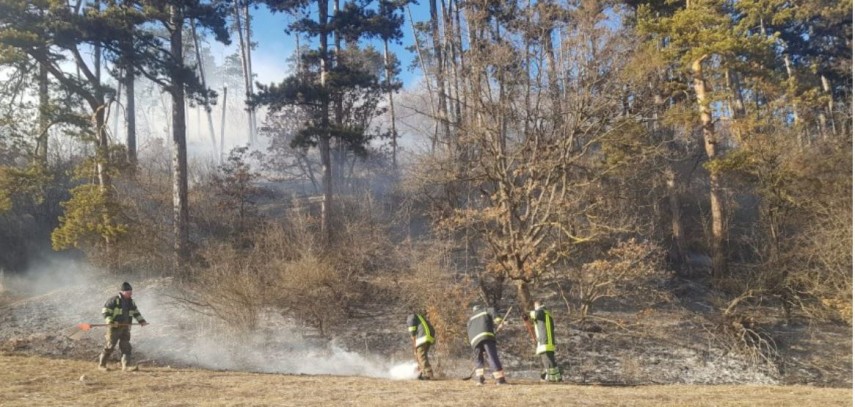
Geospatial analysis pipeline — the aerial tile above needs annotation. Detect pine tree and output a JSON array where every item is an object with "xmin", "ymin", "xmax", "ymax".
[{"xmin": 257, "ymin": 0, "xmax": 404, "ymax": 242}]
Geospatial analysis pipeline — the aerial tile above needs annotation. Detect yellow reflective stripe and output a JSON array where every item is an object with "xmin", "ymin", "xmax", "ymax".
[
  {"xmin": 416, "ymin": 315, "xmax": 434, "ymax": 344},
  {"xmin": 415, "ymin": 336, "xmax": 432, "ymax": 346},
  {"xmin": 536, "ymin": 343, "xmax": 555, "ymax": 353},
  {"xmin": 545, "ymin": 312, "xmax": 554, "ymax": 345},
  {"xmin": 469, "ymin": 311, "xmax": 488, "ymax": 321},
  {"xmin": 536, "ymin": 311, "xmax": 556, "ymax": 353},
  {"xmin": 408, "ymin": 326, "xmax": 417, "ymax": 332},
  {"xmin": 469, "ymin": 332, "xmax": 494, "ymax": 346}
]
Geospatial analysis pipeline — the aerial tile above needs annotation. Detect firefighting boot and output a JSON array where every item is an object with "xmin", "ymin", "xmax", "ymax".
[
  {"xmin": 98, "ymin": 352, "xmax": 109, "ymax": 371},
  {"xmin": 493, "ymin": 370, "xmax": 507, "ymax": 385},
  {"xmin": 474, "ymin": 368, "xmax": 485, "ymax": 386},
  {"xmin": 121, "ymin": 354, "xmax": 138, "ymax": 372},
  {"xmin": 546, "ymin": 367, "xmax": 562, "ymax": 382}
]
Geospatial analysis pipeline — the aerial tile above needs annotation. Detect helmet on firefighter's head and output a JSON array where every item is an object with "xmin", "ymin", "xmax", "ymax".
[{"xmin": 121, "ymin": 282, "xmax": 132, "ymax": 291}]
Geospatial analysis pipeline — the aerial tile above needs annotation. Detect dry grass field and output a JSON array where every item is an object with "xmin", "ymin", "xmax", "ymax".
[{"xmin": 1, "ymin": 352, "xmax": 850, "ymax": 407}]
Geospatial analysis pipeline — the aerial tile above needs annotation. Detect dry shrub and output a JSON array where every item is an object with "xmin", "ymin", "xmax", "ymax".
[
  {"xmin": 398, "ymin": 241, "xmax": 478, "ymax": 370},
  {"xmin": 272, "ymin": 253, "xmax": 351, "ymax": 336},
  {"xmin": 573, "ymin": 239, "xmax": 667, "ymax": 318},
  {"xmin": 264, "ymin": 202, "xmax": 390, "ymax": 336},
  {"xmin": 710, "ymin": 306, "xmax": 780, "ymax": 370},
  {"xmin": 327, "ymin": 194, "xmax": 398, "ymax": 279},
  {"xmin": 187, "ymin": 244, "xmax": 270, "ymax": 332}
]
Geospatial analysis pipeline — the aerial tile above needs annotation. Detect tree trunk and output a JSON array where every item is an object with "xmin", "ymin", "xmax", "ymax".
[
  {"xmin": 429, "ymin": 0, "xmax": 452, "ymax": 150},
  {"xmin": 514, "ymin": 279, "xmax": 533, "ymax": 315},
  {"xmin": 406, "ymin": 4, "xmax": 438, "ymax": 153},
  {"xmin": 36, "ymin": 61, "xmax": 49, "ymax": 166},
  {"xmin": 665, "ymin": 167, "xmax": 686, "ymax": 269},
  {"xmin": 692, "ymin": 57, "xmax": 726, "ymax": 278},
  {"xmin": 171, "ymin": 4, "xmax": 190, "ymax": 272},
  {"xmin": 95, "ymin": 107, "xmax": 110, "ymax": 192},
  {"xmin": 125, "ymin": 65, "xmax": 137, "ymax": 170},
  {"xmin": 190, "ymin": 19, "xmax": 219, "ymax": 161},
  {"xmin": 820, "ymin": 74, "xmax": 837, "ymax": 137},
  {"xmin": 332, "ymin": 0, "xmax": 345, "ymax": 186},
  {"xmin": 220, "ymin": 86, "xmax": 228, "ymax": 160},
  {"xmin": 93, "ymin": 6, "xmax": 109, "ymax": 193},
  {"xmin": 543, "ymin": 26, "xmax": 562, "ymax": 134},
  {"xmin": 442, "ymin": 0, "xmax": 462, "ymax": 131},
  {"xmin": 783, "ymin": 54, "xmax": 803, "ymax": 146},
  {"xmin": 383, "ymin": 39, "xmax": 398, "ymax": 172},
  {"xmin": 233, "ymin": 0, "xmax": 254, "ymax": 146},
  {"xmin": 243, "ymin": 0, "xmax": 257, "ymax": 146},
  {"xmin": 319, "ymin": 0, "xmax": 333, "ymax": 243},
  {"xmin": 451, "ymin": 0, "xmax": 467, "ymax": 135},
  {"xmin": 724, "ymin": 69, "xmax": 744, "ymax": 142}
]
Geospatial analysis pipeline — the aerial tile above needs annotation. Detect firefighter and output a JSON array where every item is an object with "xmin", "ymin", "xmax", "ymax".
[
  {"xmin": 98, "ymin": 282, "xmax": 148, "ymax": 372},
  {"xmin": 406, "ymin": 311, "xmax": 436, "ymax": 380},
  {"xmin": 467, "ymin": 304, "xmax": 507, "ymax": 385},
  {"xmin": 525, "ymin": 300, "xmax": 561, "ymax": 382}
]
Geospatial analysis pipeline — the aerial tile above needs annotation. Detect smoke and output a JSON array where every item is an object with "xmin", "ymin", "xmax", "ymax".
[
  {"xmin": 388, "ymin": 362, "xmax": 420, "ymax": 380},
  {"xmin": 1, "ymin": 255, "xmax": 99, "ymax": 297},
  {"xmin": 125, "ymin": 287, "xmax": 419, "ymax": 380}
]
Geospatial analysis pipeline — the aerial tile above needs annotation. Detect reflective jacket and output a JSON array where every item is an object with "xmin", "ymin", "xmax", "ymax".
[
  {"xmin": 529, "ymin": 307, "xmax": 556, "ymax": 354},
  {"xmin": 406, "ymin": 313, "xmax": 435, "ymax": 346},
  {"xmin": 467, "ymin": 307, "xmax": 499, "ymax": 348},
  {"xmin": 102, "ymin": 294, "xmax": 146, "ymax": 325}
]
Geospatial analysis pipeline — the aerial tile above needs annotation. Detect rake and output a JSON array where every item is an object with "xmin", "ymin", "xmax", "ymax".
[{"xmin": 67, "ymin": 322, "xmax": 146, "ymax": 340}]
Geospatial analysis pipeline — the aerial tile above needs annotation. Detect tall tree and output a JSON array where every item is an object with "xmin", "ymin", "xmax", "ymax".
[
  {"xmin": 258, "ymin": 0, "xmax": 404, "ymax": 242},
  {"xmin": 636, "ymin": 0, "xmax": 772, "ymax": 278}
]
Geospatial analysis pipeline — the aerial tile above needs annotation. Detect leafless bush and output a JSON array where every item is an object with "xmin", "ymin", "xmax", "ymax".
[
  {"xmin": 184, "ymin": 244, "xmax": 271, "ymax": 332},
  {"xmin": 327, "ymin": 194, "xmax": 400, "ymax": 279},
  {"xmin": 272, "ymin": 253, "xmax": 351, "ymax": 336},
  {"xmin": 572, "ymin": 239, "xmax": 667, "ymax": 319},
  {"xmin": 713, "ymin": 312, "xmax": 781, "ymax": 370}
]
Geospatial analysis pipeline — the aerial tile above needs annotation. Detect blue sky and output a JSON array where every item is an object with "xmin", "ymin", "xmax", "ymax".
[{"xmin": 209, "ymin": 2, "xmax": 429, "ymax": 88}]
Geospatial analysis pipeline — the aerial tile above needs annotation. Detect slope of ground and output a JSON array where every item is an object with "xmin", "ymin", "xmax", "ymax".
[
  {"xmin": 1, "ymin": 352, "xmax": 851, "ymax": 407},
  {"xmin": 0, "ymin": 274, "xmax": 850, "ymax": 389}
]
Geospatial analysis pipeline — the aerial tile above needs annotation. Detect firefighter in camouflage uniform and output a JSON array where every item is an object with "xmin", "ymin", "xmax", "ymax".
[{"xmin": 98, "ymin": 282, "xmax": 147, "ymax": 371}]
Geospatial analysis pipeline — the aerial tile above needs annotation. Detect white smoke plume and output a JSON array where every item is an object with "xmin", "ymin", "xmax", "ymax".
[{"xmin": 1, "ymin": 260, "xmax": 422, "ymax": 381}]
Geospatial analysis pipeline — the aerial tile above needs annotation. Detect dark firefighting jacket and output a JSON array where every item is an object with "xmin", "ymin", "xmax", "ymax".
[
  {"xmin": 406, "ymin": 313, "xmax": 435, "ymax": 347},
  {"xmin": 467, "ymin": 307, "xmax": 500, "ymax": 348}
]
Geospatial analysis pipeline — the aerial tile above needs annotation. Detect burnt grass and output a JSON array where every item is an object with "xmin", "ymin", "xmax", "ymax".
[{"xmin": 0, "ymin": 275, "xmax": 850, "ymax": 388}]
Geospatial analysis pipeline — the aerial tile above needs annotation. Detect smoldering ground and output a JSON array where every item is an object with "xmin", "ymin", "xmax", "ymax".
[{"xmin": 0, "ymin": 262, "xmax": 419, "ymax": 380}]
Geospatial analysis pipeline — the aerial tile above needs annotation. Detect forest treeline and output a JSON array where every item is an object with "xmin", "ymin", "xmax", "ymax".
[{"xmin": 0, "ymin": 0, "xmax": 850, "ymax": 348}]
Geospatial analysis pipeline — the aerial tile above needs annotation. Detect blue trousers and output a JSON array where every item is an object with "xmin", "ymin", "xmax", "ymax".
[{"xmin": 473, "ymin": 339, "xmax": 503, "ymax": 372}]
